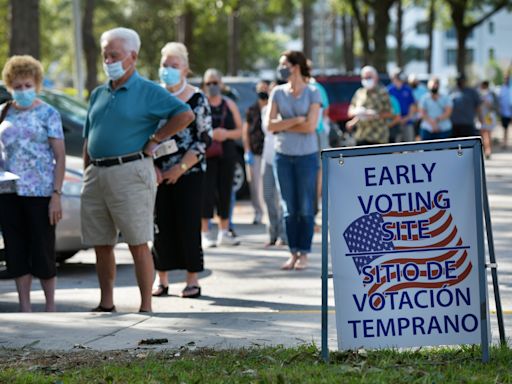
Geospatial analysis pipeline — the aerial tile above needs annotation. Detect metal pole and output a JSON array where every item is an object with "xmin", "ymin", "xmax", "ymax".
[
  {"xmin": 72, "ymin": 0, "xmax": 84, "ymax": 99},
  {"xmin": 321, "ymin": 152, "xmax": 329, "ymax": 362},
  {"xmin": 481, "ymin": 149, "xmax": 506, "ymax": 346}
]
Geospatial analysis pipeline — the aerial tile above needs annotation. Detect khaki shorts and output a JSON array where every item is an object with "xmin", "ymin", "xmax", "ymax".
[{"xmin": 81, "ymin": 157, "xmax": 157, "ymax": 246}]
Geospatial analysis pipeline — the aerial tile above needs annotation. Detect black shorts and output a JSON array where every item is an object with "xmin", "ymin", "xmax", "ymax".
[
  {"xmin": 0, "ymin": 194, "xmax": 56, "ymax": 279},
  {"xmin": 501, "ymin": 116, "xmax": 511, "ymax": 130},
  {"xmin": 202, "ymin": 156, "xmax": 236, "ymax": 219}
]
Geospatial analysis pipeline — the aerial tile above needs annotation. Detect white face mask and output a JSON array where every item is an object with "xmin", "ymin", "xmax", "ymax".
[
  {"xmin": 361, "ymin": 78, "xmax": 375, "ymax": 90},
  {"xmin": 103, "ymin": 56, "xmax": 130, "ymax": 81}
]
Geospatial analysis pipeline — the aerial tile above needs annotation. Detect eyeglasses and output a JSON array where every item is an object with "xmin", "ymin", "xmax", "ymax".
[{"xmin": 205, "ymin": 81, "xmax": 219, "ymax": 86}]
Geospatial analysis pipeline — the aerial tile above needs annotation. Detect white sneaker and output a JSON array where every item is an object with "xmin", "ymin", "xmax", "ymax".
[
  {"xmin": 217, "ymin": 231, "xmax": 240, "ymax": 247},
  {"xmin": 201, "ymin": 232, "xmax": 216, "ymax": 248}
]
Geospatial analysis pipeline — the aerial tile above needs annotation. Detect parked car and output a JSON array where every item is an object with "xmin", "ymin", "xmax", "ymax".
[{"xmin": 0, "ymin": 155, "xmax": 86, "ymax": 265}]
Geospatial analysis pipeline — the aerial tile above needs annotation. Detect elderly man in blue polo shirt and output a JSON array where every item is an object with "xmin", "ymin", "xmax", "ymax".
[{"xmin": 81, "ymin": 27, "xmax": 194, "ymax": 313}]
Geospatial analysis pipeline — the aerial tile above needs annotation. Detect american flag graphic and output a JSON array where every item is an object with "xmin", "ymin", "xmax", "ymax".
[{"xmin": 343, "ymin": 196, "xmax": 472, "ymax": 297}]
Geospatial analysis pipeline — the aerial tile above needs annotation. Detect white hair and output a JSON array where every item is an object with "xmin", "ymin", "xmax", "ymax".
[
  {"xmin": 203, "ymin": 68, "xmax": 223, "ymax": 81},
  {"xmin": 361, "ymin": 65, "xmax": 378, "ymax": 78},
  {"xmin": 100, "ymin": 27, "xmax": 141, "ymax": 54},
  {"xmin": 161, "ymin": 42, "xmax": 189, "ymax": 67}
]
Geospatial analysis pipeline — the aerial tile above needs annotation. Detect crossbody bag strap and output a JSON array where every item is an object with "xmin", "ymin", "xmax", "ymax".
[{"xmin": 0, "ymin": 100, "xmax": 12, "ymax": 124}]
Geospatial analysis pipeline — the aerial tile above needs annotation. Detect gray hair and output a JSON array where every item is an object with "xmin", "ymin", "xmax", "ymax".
[
  {"xmin": 100, "ymin": 27, "xmax": 141, "ymax": 54},
  {"xmin": 161, "ymin": 42, "xmax": 189, "ymax": 67},
  {"xmin": 361, "ymin": 65, "xmax": 378, "ymax": 78},
  {"xmin": 203, "ymin": 68, "xmax": 223, "ymax": 81}
]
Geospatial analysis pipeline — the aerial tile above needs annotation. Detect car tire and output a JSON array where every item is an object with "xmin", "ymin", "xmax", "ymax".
[
  {"xmin": 56, "ymin": 251, "xmax": 78, "ymax": 263},
  {"xmin": 233, "ymin": 152, "xmax": 249, "ymax": 199}
]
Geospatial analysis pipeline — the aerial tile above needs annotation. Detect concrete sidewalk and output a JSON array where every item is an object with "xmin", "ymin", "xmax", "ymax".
[{"xmin": 1, "ymin": 143, "xmax": 512, "ymax": 353}]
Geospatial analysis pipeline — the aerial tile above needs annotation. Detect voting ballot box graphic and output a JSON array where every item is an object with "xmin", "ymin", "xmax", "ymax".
[{"xmin": 327, "ymin": 146, "xmax": 490, "ymax": 350}]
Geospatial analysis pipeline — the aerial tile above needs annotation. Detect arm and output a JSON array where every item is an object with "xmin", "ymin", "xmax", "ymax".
[
  {"xmin": 144, "ymin": 109, "xmax": 195, "ymax": 156},
  {"xmin": 242, "ymin": 120, "xmax": 251, "ymax": 152},
  {"xmin": 82, "ymin": 139, "xmax": 90, "ymax": 169},
  {"xmin": 286, "ymin": 103, "xmax": 321, "ymax": 134},
  {"xmin": 49, "ymin": 138, "xmax": 66, "ymax": 225},
  {"xmin": 267, "ymin": 99, "xmax": 305, "ymax": 133},
  {"xmin": 224, "ymin": 98, "xmax": 243, "ymax": 140}
]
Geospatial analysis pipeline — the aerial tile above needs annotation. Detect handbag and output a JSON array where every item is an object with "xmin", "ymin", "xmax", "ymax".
[
  {"xmin": 0, "ymin": 101, "xmax": 18, "ymax": 194},
  {"xmin": 206, "ymin": 98, "xmax": 228, "ymax": 159}
]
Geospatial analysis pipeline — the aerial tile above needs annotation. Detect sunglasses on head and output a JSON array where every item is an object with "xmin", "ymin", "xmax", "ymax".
[{"xmin": 205, "ymin": 81, "xmax": 219, "ymax": 86}]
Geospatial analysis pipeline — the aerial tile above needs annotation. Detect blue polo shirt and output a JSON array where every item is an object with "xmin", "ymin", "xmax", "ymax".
[
  {"xmin": 387, "ymin": 83, "xmax": 416, "ymax": 117},
  {"xmin": 84, "ymin": 71, "xmax": 190, "ymax": 158}
]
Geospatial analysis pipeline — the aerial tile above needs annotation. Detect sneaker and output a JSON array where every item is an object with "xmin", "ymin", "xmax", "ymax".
[
  {"xmin": 217, "ymin": 231, "xmax": 240, "ymax": 246},
  {"xmin": 201, "ymin": 232, "xmax": 216, "ymax": 248}
]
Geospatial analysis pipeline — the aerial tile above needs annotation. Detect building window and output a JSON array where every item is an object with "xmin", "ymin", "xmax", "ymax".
[
  {"xmin": 445, "ymin": 28, "xmax": 474, "ymax": 39},
  {"xmin": 446, "ymin": 48, "xmax": 474, "ymax": 65},
  {"xmin": 416, "ymin": 21, "xmax": 428, "ymax": 35},
  {"xmin": 489, "ymin": 48, "xmax": 495, "ymax": 60},
  {"xmin": 489, "ymin": 21, "xmax": 495, "ymax": 34}
]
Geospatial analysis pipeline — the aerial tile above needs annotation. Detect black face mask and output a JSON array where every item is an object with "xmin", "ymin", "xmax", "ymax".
[
  {"xmin": 430, "ymin": 88, "xmax": 439, "ymax": 94},
  {"xmin": 257, "ymin": 92, "xmax": 269, "ymax": 100}
]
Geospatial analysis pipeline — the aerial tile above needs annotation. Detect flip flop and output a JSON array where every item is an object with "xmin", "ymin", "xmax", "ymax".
[
  {"xmin": 181, "ymin": 285, "xmax": 201, "ymax": 298},
  {"xmin": 152, "ymin": 284, "xmax": 169, "ymax": 297}
]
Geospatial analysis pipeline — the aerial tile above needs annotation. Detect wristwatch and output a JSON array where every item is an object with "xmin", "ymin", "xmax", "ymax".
[
  {"xmin": 53, "ymin": 189, "xmax": 62, "ymax": 195},
  {"xmin": 149, "ymin": 133, "xmax": 161, "ymax": 144},
  {"xmin": 180, "ymin": 162, "xmax": 188, "ymax": 171}
]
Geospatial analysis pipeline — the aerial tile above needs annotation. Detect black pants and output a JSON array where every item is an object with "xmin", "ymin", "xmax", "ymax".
[
  {"xmin": 452, "ymin": 124, "xmax": 476, "ymax": 138},
  {"xmin": 202, "ymin": 156, "xmax": 236, "ymax": 219},
  {"xmin": 0, "ymin": 194, "xmax": 56, "ymax": 279},
  {"xmin": 153, "ymin": 172, "xmax": 204, "ymax": 272}
]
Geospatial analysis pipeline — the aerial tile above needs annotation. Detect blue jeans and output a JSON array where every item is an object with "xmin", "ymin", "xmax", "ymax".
[
  {"xmin": 420, "ymin": 129, "xmax": 452, "ymax": 141},
  {"xmin": 274, "ymin": 152, "xmax": 319, "ymax": 254}
]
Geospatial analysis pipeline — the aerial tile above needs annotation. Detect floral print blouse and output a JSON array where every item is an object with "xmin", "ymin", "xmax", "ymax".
[
  {"xmin": 0, "ymin": 102, "xmax": 63, "ymax": 196},
  {"xmin": 154, "ymin": 89, "xmax": 212, "ymax": 173}
]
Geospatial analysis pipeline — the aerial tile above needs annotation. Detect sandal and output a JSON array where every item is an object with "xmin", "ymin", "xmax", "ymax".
[
  {"xmin": 181, "ymin": 285, "xmax": 201, "ymax": 298},
  {"xmin": 92, "ymin": 304, "xmax": 116, "ymax": 312},
  {"xmin": 152, "ymin": 284, "xmax": 169, "ymax": 297}
]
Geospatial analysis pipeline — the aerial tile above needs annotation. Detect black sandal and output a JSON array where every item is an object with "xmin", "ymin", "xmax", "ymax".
[
  {"xmin": 181, "ymin": 285, "xmax": 201, "ymax": 298},
  {"xmin": 92, "ymin": 305, "xmax": 116, "ymax": 312},
  {"xmin": 152, "ymin": 284, "xmax": 169, "ymax": 297}
]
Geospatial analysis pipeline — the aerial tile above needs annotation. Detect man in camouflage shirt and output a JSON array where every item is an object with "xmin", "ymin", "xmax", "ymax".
[{"xmin": 347, "ymin": 65, "xmax": 393, "ymax": 145}]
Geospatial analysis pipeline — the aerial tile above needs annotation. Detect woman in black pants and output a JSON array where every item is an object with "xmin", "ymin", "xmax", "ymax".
[
  {"xmin": 201, "ymin": 69, "xmax": 243, "ymax": 248},
  {"xmin": 151, "ymin": 42, "xmax": 212, "ymax": 299}
]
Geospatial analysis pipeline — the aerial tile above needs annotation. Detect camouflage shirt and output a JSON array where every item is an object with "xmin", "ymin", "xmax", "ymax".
[{"xmin": 350, "ymin": 85, "xmax": 392, "ymax": 144}]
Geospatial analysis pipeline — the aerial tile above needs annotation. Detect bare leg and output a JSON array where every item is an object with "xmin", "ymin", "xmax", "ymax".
[
  {"xmin": 295, "ymin": 253, "xmax": 308, "ymax": 270},
  {"xmin": 281, "ymin": 253, "xmax": 298, "ymax": 270},
  {"xmin": 219, "ymin": 218, "xmax": 229, "ymax": 231},
  {"xmin": 482, "ymin": 130, "xmax": 492, "ymax": 157},
  {"xmin": 201, "ymin": 218, "xmax": 210, "ymax": 233},
  {"xmin": 94, "ymin": 245, "xmax": 116, "ymax": 309},
  {"xmin": 185, "ymin": 271, "xmax": 199, "ymax": 287},
  {"xmin": 40, "ymin": 277, "xmax": 56, "ymax": 312},
  {"xmin": 15, "ymin": 274, "xmax": 32, "ymax": 312},
  {"xmin": 152, "ymin": 270, "xmax": 169, "ymax": 296},
  {"xmin": 129, "ymin": 243, "xmax": 154, "ymax": 312}
]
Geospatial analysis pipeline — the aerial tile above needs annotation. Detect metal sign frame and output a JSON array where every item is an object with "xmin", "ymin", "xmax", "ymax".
[{"xmin": 320, "ymin": 137, "xmax": 505, "ymax": 363}]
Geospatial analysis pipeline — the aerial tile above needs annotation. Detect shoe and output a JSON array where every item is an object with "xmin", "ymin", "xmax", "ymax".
[
  {"xmin": 295, "ymin": 255, "xmax": 308, "ymax": 270},
  {"xmin": 252, "ymin": 213, "xmax": 263, "ymax": 225},
  {"xmin": 265, "ymin": 239, "xmax": 277, "ymax": 248},
  {"xmin": 152, "ymin": 284, "xmax": 169, "ymax": 297},
  {"xmin": 281, "ymin": 255, "xmax": 298, "ymax": 270},
  {"xmin": 92, "ymin": 305, "xmax": 116, "ymax": 312},
  {"xmin": 217, "ymin": 231, "xmax": 240, "ymax": 246},
  {"xmin": 201, "ymin": 232, "xmax": 216, "ymax": 248},
  {"xmin": 181, "ymin": 285, "xmax": 201, "ymax": 298},
  {"xmin": 276, "ymin": 239, "xmax": 287, "ymax": 246},
  {"xmin": 228, "ymin": 228, "xmax": 238, "ymax": 237}
]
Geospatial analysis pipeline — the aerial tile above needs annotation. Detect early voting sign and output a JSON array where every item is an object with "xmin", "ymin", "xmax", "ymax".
[{"xmin": 322, "ymin": 139, "xmax": 492, "ymax": 354}]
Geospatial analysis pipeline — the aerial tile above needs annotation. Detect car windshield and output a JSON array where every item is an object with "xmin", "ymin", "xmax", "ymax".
[{"xmin": 39, "ymin": 91, "xmax": 88, "ymax": 125}]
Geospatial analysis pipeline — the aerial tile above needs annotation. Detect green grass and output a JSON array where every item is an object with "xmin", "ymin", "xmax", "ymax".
[{"xmin": 1, "ymin": 344, "xmax": 512, "ymax": 383}]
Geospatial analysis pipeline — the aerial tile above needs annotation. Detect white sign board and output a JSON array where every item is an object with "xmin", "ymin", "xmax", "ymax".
[{"xmin": 328, "ymin": 148, "xmax": 488, "ymax": 349}]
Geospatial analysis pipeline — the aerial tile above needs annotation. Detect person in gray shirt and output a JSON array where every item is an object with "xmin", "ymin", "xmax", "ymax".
[
  {"xmin": 449, "ymin": 74, "xmax": 481, "ymax": 137},
  {"xmin": 266, "ymin": 50, "xmax": 321, "ymax": 271}
]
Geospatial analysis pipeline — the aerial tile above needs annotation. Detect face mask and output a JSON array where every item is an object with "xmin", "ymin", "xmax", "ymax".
[
  {"xmin": 277, "ymin": 66, "xmax": 291, "ymax": 81},
  {"xmin": 159, "ymin": 67, "xmax": 181, "ymax": 87},
  {"xmin": 13, "ymin": 88, "xmax": 37, "ymax": 108},
  {"xmin": 361, "ymin": 78, "xmax": 375, "ymax": 89},
  {"xmin": 430, "ymin": 87, "xmax": 439, "ymax": 94},
  {"xmin": 206, "ymin": 83, "xmax": 221, "ymax": 97},
  {"xmin": 103, "ymin": 56, "xmax": 129, "ymax": 81},
  {"xmin": 257, "ymin": 92, "xmax": 269, "ymax": 100}
]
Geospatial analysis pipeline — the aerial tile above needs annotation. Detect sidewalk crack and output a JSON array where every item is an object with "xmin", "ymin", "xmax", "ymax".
[{"xmin": 84, "ymin": 316, "xmax": 152, "ymax": 345}]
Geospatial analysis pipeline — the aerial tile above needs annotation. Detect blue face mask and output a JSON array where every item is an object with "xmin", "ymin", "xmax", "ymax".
[
  {"xmin": 13, "ymin": 88, "xmax": 37, "ymax": 108},
  {"xmin": 159, "ymin": 67, "xmax": 181, "ymax": 87},
  {"xmin": 103, "ymin": 57, "xmax": 129, "ymax": 81}
]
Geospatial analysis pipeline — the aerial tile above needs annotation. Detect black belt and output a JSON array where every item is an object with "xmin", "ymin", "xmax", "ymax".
[{"xmin": 91, "ymin": 152, "xmax": 146, "ymax": 167}]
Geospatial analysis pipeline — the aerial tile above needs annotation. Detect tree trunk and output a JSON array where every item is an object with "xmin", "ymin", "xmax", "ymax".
[
  {"xmin": 373, "ymin": 1, "xmax": 393, "ymax": 73},
  {"xmin": 10, "ymin": 0, "xmax": 40, "ymax": 58},
  {"xmin": 227, "ymin": 4, "xmax": 240, "ymax": 76},
  {"xmin": 426, "ymin": 0, "xmax": 435, "ymax": 74},
  {"xmin": 82, "ymin": 0, "xmax": 97, "ymax": 98},
  {"xmin": 302, "ymin": 0, "xmax": 313, "ymax": 59},
  {"xmin": 450, "ymin": 1, "xmax": 467, "ymax": 75},
  {"xmin": 349, "ymin": 0, "xmax": 371, "ymax": 65},
  {"xmin": 342, "ymin": 14, "xmax": 355, "ymax": 72},
  {"xmin": 395, "ymin": 0, "xmax": 403, "ymax": 68},
  {"xmin": 177, "ymin": 4, "xmax": 194, "ymax": 50}
]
